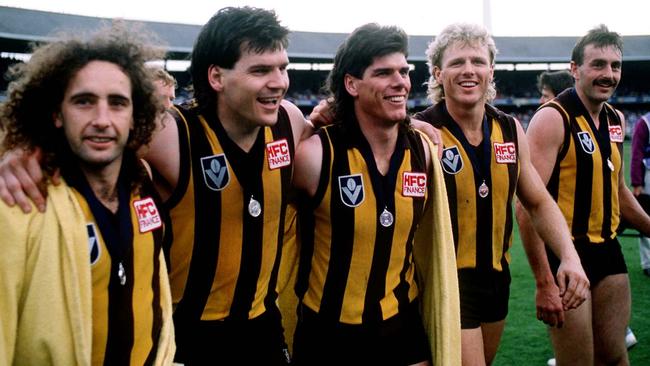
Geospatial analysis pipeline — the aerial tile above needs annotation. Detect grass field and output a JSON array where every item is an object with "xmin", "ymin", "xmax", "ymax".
[{"xmin": 493, "ymin": 142, "xmax": 650, "ymax": 365}]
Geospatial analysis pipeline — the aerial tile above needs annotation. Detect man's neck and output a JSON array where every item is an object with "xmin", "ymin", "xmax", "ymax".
[
  {"xmin": 356, "ymin": 112, "xmax": 399, "ymax": 175},
  {"xmin": 575, "ymin": 86, "xmax": 606, "ymax": 127},
  {"xmin": 446, "ymin": 100, "xmax": 485, "ymax": 146},
  {"xmin": 82, "ymin": 162, "xmax": 121, "ymax": 213},
  {"xmin": 217, "ymin": 107, "xmax": 261, "ymax": 153}
]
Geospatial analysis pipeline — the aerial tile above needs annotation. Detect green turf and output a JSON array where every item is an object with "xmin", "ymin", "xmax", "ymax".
[{"xmin": 493, "ymin": 142, "xmax": 650, "ymax": 365}]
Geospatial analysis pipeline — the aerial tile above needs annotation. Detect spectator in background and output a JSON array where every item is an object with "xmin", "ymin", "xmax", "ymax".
[
  {"xmin": 150, "ymin": 67, "xmax": 176, "ymax": 110},
  {"xmin": 537, "ymin": 70, "xmax": 574, "ymax": 104},
  {"xmin": 630, "ymin": 111, "xmax": 650, "ymax": 277}
]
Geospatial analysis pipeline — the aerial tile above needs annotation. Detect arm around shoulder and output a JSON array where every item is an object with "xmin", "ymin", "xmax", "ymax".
[
  {"xmin": 282, "ymin": 100, "xmax": 314, "ymax": 148},
  {"xmin": 293, "ymin": 133, "xmax": 323, "ymax": 198}
]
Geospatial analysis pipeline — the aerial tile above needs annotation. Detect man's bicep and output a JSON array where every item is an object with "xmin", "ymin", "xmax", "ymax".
[
  {"xmin": 142, "ymin": 111, "xmax": 180, "ymax": 197},
  {"xmin": 525, "ymin": 108, "xmax": 565, "ymax": 184},
  {"xmin": 293, "ymin": 134, "xmax": 322, "ymax": 197}
]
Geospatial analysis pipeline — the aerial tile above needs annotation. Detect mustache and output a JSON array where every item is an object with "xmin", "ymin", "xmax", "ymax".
[{"xmin": 593, "ymin": 77, "xmax": 618, "ymax": 88}]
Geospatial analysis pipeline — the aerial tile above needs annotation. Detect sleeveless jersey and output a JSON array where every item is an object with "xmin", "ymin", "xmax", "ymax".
[
  {"xmin": 297, "ymin": 122, "xmax": 428, "ymax": 325},
  {"xmin": 415, "ymin": 103, "xmax": 520, "ymax": 272},
  {"xmin": 72, "ymin": 177, "xmax": 166, "ymax": 366},
  {"xmin": 168, "ymin": 105, "xmax": 295, "ymax": 322},
  {"xmin": 542, "ymin": 88, "xmax": 622, "ymax": 243}
]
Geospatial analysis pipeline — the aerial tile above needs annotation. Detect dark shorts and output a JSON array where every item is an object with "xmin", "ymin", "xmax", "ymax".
[
  {"xmin": 173, "ymin": 306, "xmax": 290, "ymax": 365},
  {"xmin": 547, "ymin": 237, "xmax": 628, "ymax": 287},
  {"xmin": 458, "ymin": 268, "xmax": 511, "ymax": 329},
  {"xmin": 292, "ymin": 300, "xmax": 430, "ymax": 365}
]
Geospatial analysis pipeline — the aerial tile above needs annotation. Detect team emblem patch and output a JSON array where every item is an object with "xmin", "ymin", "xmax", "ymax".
[
  {"xmin": 609, "ymin": 125, "xmax": 624, "ymax": 143},
  {"xmin": 201, "ymin": 154, "xmax": 230, "ymax": 191},
  {"xmin": 494, "ymin": 142, "xmax": 517, "ymax": 164},
  {"xmin": 402, "ymin": 172, "xmax": 427, "ymax": 198},
  {"xmin": 577, "ymin": 132, "xmax": 596, "ymax": 154},
  {"xmin": 338, "ymin": 174, "xmax": 365, "ymax": 207},
  {"xmin": 441, "ymin": 146, "xmax": 463, "ymax": 174},
  {"xmin": 266, "ymin": 139, "xmax": 291, "ymax": 170},
  {"xmin": 87, "ymin": 223, "xmax": 100, "ymax": 265},
  {"xmin": 133, "ymin": 197, "xmax": 163, "ymax": 233}
]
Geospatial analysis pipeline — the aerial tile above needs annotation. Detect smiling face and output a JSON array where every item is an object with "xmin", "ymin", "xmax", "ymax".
[
  {"xmin": 55, "ymin": 60, "xmax": 133, "ymax": 174},
  {"xmin": 434, "ymin": 41, "xmax": 494, "ymax": 108},
  {"xmin": 572, "ymin": 44, "xmax": 622, "ymax": 106},
  {"xmin": 210, "ymin": 46, "xmax": 290, "ymax": 132},
  {"xmin": 345, "ymin": 52, "xmax": 411, "ymax": 126}
]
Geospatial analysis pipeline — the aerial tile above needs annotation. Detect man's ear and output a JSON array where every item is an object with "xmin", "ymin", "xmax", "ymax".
[
  {"xmin": 570, "ymin": 61, "xmax": 579, "ymax": 81},
  {"xmin": 344, "ymin": 74, "xmax": 359, "ymax": 97},
  {"xmin": 433, "ymin": 66, "xmax": 442, "ymax": 84},
  {"xmin": 53, "ymin": 112, "xmax": 63, "ymax": 128},
  {"xmin": 208, "ymin": 65, "xmax": 224, "ymax": 92}
]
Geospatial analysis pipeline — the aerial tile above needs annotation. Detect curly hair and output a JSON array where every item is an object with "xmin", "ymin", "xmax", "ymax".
[
  {"xmin": 0, "ymin": 22, "xmax": 164, "ymax": 180},
  {"xmin": 325, "ymin": 23, "xmax": 409, "ymax": 127},
  {"xmin": 190, "ymin": 6, "xmax": 289, "ymax": 114},
  {"xmin": 425, "ymin": 23, "xmax": 498, "ymax": 105}
]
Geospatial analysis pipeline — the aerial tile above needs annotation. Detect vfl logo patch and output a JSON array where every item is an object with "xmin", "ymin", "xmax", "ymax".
[
  {"xmin": 609, "ymin": 125, "xmax": 624, "ymax": 143},
  {"xmin": 87, "ymin": 223, "xmax": 100, "ymax": 265},
  {"xmin": 266, "ymin": 139, "xmax": 291, "ymax": 170},
  {"xmin": 494, "ymin": 142, "xmax": 517, "ymax": 164},
  {"xmin": 201, "ymin": 154, "xmax": 230, "ymax": 191},
  {"xmin": 403, "ymin": 172, "xmax": 427, "ymax": 198},
  {"xmin": 133, "ymin": 197, "xmax": 162, "ymax": 233},
  {"xmin": 338, "ymin": 174, "xmax": 365, "ymax": 207},
  {"xmin": 577, "ymin": 132, "xmax": 596, "ymax": 154},
  {"xmin": 441, "ymin": 146, "xmax": 463, "ymax": 174}
]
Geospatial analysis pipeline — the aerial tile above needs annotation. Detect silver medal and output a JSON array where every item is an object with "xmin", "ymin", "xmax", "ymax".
[
  {"xmin": 379, "ymin": 208, "xmax": 394, "ymax": 227},
  {"xmin": 248, "ymin": 196, "xmax": 262, "ymax": 217},
  {"xmin": 118, "ymin": 262, "xmax": 126, "ymax": 286},
  {"xmin": 478, "ymin": 181, "xmax": 489, "ymax": 198},
  {"xmin": 607, "ymin": 158, "xmax": 615, "ymax": 171}
]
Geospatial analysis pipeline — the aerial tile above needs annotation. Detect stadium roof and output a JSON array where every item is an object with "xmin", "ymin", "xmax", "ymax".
[{"xmin": 2, "ymin": 6, "xmax": 649, "ymax": 63}]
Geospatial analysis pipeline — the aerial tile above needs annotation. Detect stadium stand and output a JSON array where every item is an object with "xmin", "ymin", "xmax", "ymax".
[{"xmin": 1, "ymin": 6, "xmax": 649, "ymax": 131}]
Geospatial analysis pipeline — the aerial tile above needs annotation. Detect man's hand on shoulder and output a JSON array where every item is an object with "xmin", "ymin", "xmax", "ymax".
[
  {"xmin": 410, "ymin": 118, "xmax": 442, "ymax": 159},
  {"xmin": 0, "ymin": 147, "xmax": 51, "ymax": 213}
]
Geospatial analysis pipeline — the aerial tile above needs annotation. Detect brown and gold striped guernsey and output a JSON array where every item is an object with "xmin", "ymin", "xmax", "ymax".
[
  {"xmin": 415, "ymin": 103, "xmax": 520, "ymax": 272},
  {"xmin": 71, "ymin": 175, "xmax": 165, "ymax": 366},
  {"xmin": 297, "ymin": 121, "xmax": 428, "ymax": 325},
  {"xmin": 542, "ymin": 88, "xmax": 622, "ymax": 243},
  {"xmin": 167, "ymin": 105, "xmax": 295, "ymax": 323}
]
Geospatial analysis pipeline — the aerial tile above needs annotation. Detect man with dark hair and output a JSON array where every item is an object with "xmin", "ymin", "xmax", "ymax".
[
  {"xmin": 0, "ymin": 24, "xmax": 174, "ymax": 365},
  {"xmin": 143, "ymin": 7, "xmax": 313, "ymax": 364},
  {"xmin": 537, "ymin": 70, "xmax": 574, "ymax": 104},
  {"xmin": 416, "ymin": 22, "xmax": 588, "ymax": 366},
  {"xmin": 292, "ymin": 23, "xmax": 459, "ymax": 365},
  {"xmin": 0, "ymin": 6, "xmax": 313, "ymax": 365},
  {"xmin": 518, "ymin": 24, "xmax": 650, "ymax": 365}
]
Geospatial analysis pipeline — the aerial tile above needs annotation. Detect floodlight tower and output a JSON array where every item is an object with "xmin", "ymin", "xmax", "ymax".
[{"xmin": 483, "ymin": 0, "xmax": 492, "ymax": 33}]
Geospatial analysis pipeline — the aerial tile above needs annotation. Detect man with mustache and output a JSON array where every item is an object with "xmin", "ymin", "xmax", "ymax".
[{"xmin": 517, "ymin": 25, "xmax": 650, "ymax": 365}]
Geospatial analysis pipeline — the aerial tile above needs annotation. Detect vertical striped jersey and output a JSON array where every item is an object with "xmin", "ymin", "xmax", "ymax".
[
  {"xmin": 70, "ymin": 172, "xmax": 166, "ymax": 366},
  {"xmin": 415, "ymin": 103, "xmax": 520, "ymax": 272},
  {"xmin": 297, "ymin": 122, "xmax": 429, "ymax": 324},
  {"xmin": 542, "ymin": 88, "xmax": 622, "ymax": 243},
  {"xmin": 167, "ymin": 105, "xmax": 295, "ymax": 322}
]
